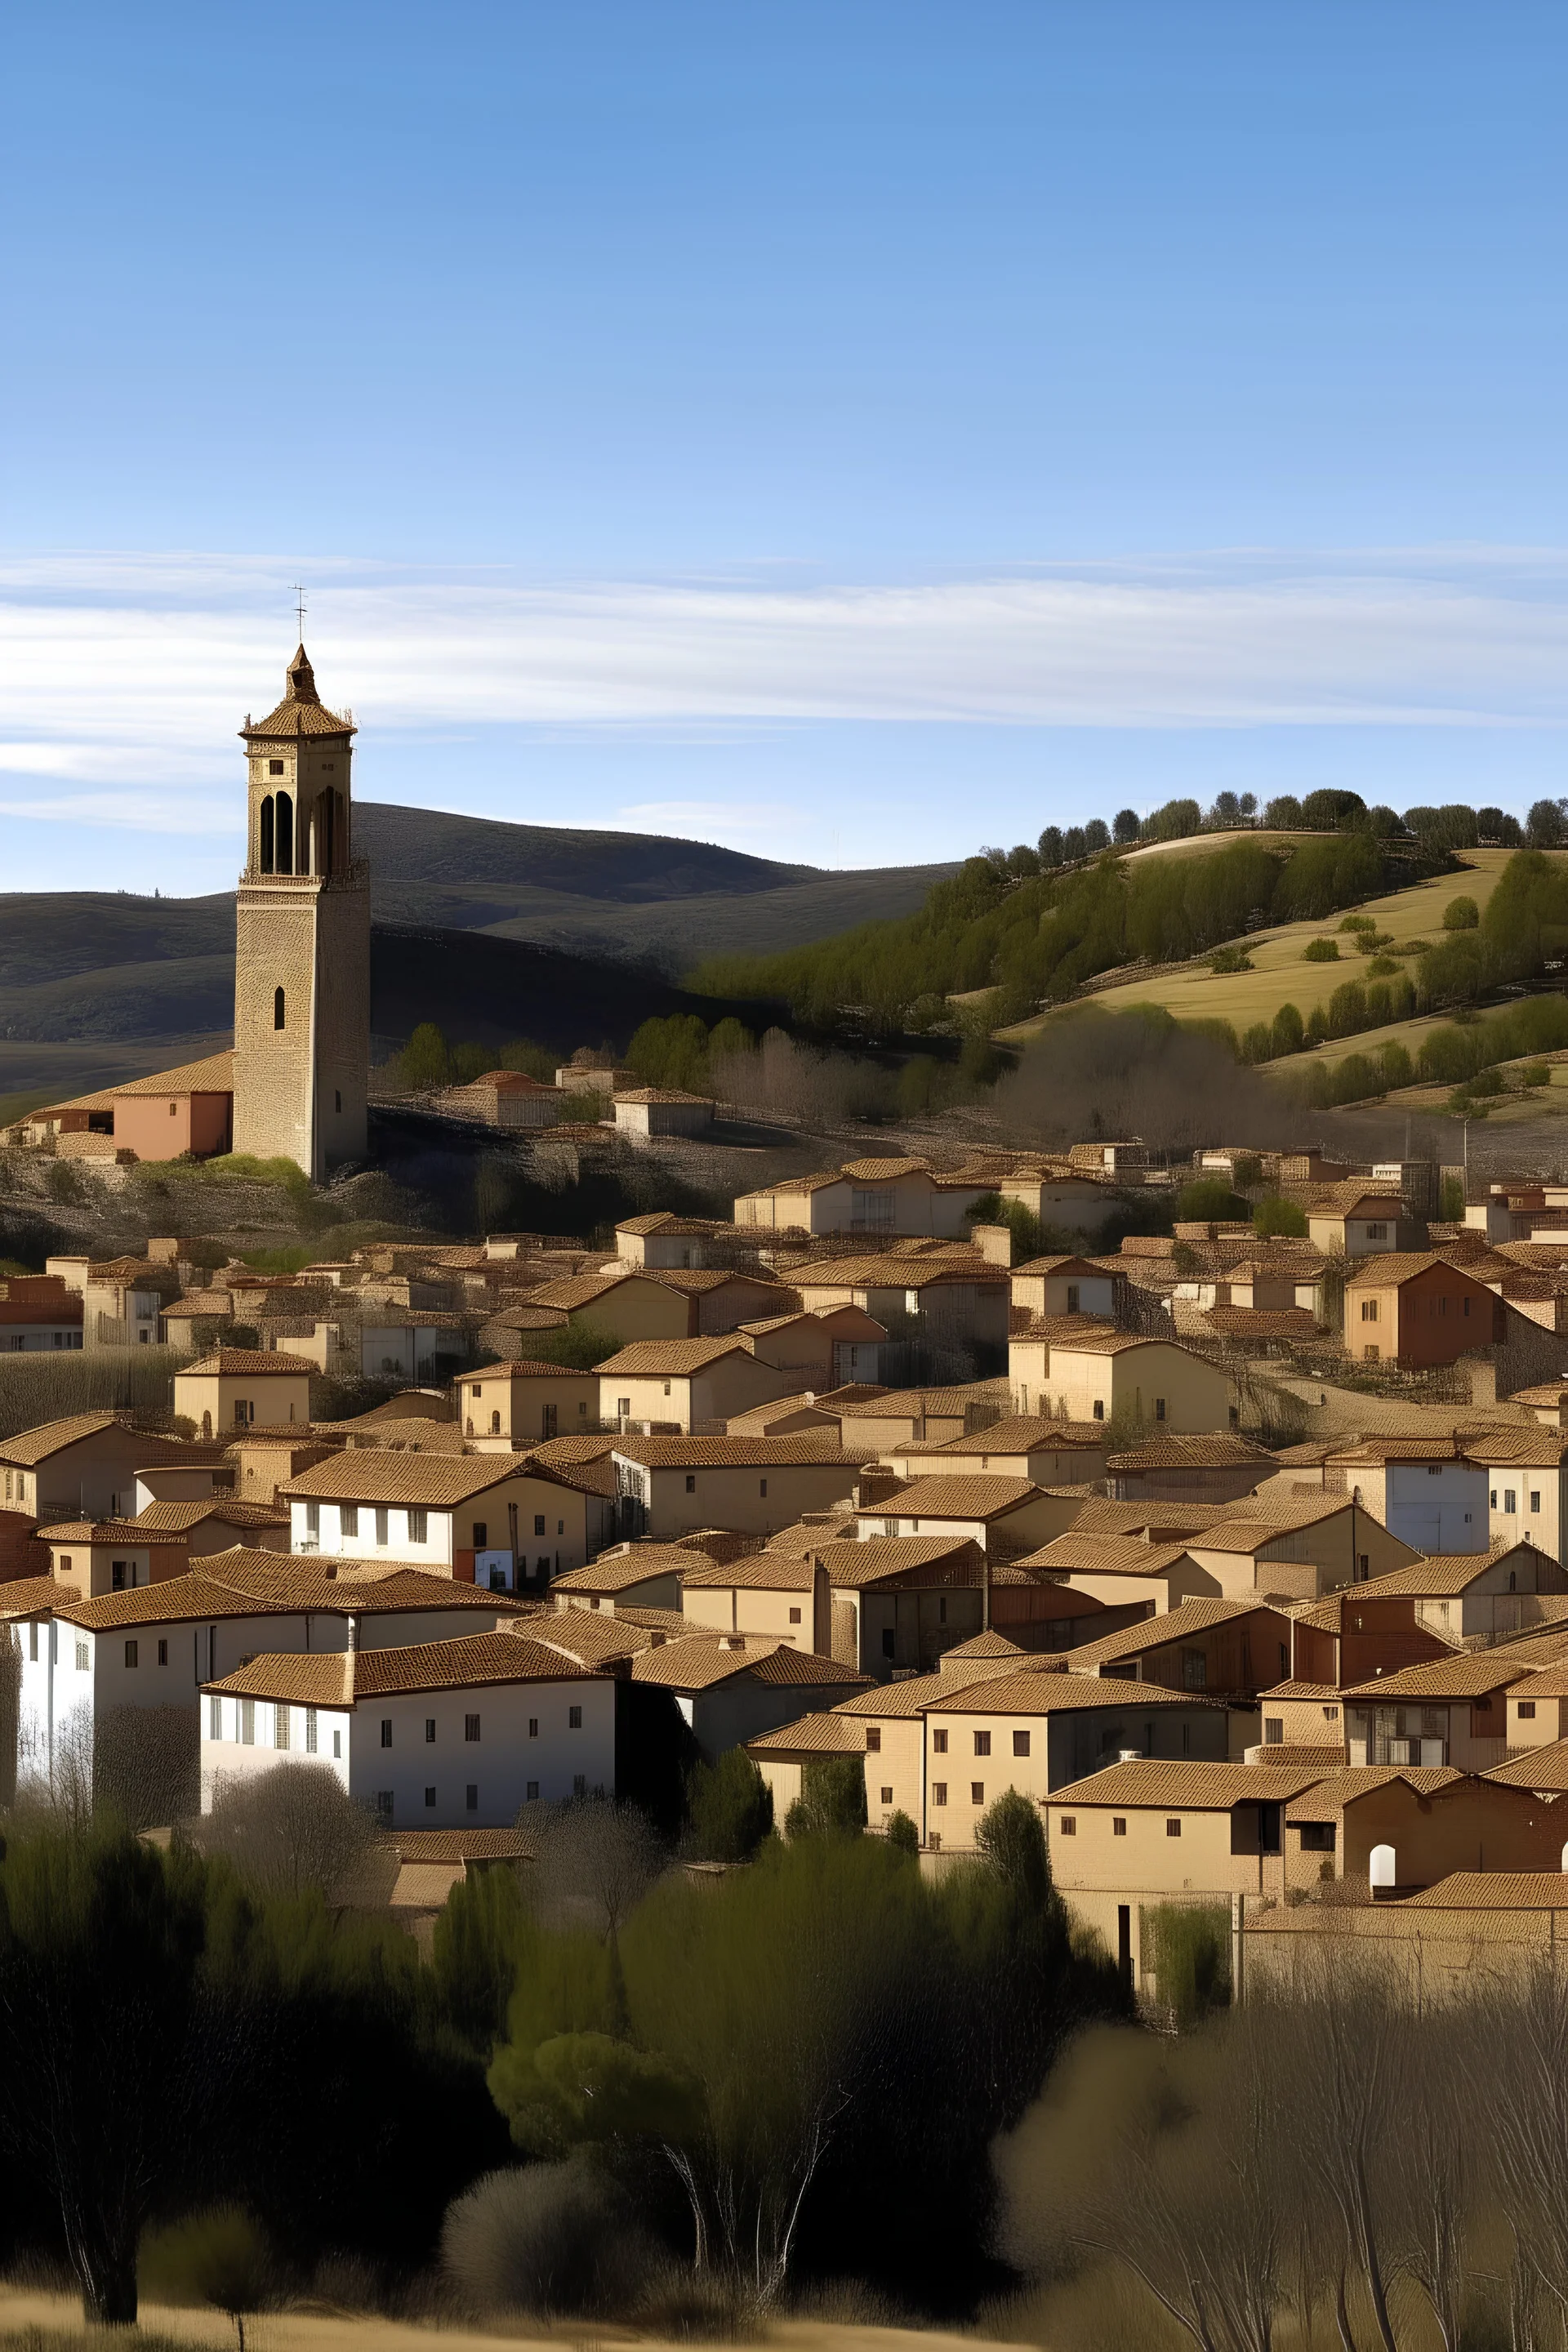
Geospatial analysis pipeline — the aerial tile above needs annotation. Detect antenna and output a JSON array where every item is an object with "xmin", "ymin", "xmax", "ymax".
[{"xmin": 292, "ymin": 582, "xmax": 307, "ymax": 641}]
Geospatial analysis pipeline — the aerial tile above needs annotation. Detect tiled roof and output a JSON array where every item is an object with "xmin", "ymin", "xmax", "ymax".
[
  {"xmin": 1325, "ymin": 1544, "xmax": 1526, "ymax": 1600},
  {"xmin": 38, "ymin": 1518, "xmax": 189, "ymax": 1547},
  {"xmin": 942, "ymin": 1629, "xmax": 1029, "ymax": 1659},
  {"xmin": 0, "ymin": 1575, "xmax": 79, "ymax": 1618},
  {"xmin": 1015, "ymin": 1321, "xmax": 1188, "ymax": 1358},
  {"xmin": 855, "ymin": 1474, "xmax": 1042, "ymax": 1521},
  {"xmin": 1254, "ymin": 1679, "xmax": 1343, "ymax": 1700},
  {"xmin": 1488, "ymin": 1740, "xmax": 1568, "ymax": 1790},
  {"xmin": 840, "ymin": 1156, "xmax": 933, "ymax": 1180},
  {"xmin": 56, "ymin": 1553, "xmax": 519, "ymax": 1631},
  {"xmin": 131, "ymin": 1499, "xmax": 289, "ymax": 1530},
  {"xmin": 209, "ymin": 1632, "xmax": 593, "ymax": 1704},
  {"xmin": 164, "ymin": 1291, "xmax": 238, "ymax": 1317},
  {"xmin": 279, "ymin": 1451, "xmax": 570, "ymax": 1504},
  {"xmin": 933, "ymin": 1671, "xmax": 1223, "ymax": 1718},
  {"xmin": 1068, "ymin": 1597, "xmax": 1285, "ymax": 1668},
  {"xmin": 1107, "ymin": 1432, "xmax": 1271, "ymax": 1470},
  {"xmin": 746, "ymin": 1713, "xmax": 867, "ymax": 1757},
  {"xmin": 613, "ymin": 1087, "xmax": 713, "ymax": 1105},
  {"xmin": 893, "ymin": 1415, "xmax": 1104, "ymax": 1459},
  {"xmin": 1343, "ymin": 1252, "xmax": 1482, "ymax": 1288},
  {"xmin": 1399, "ymin": 1873, "xmax": 1568, "ymax": 1910},
  {"xmin": 461, "ymin": 1358, "xmax": 594, "ymax": 1380},
  {"xmin": 683, "ymin": 1535, "xmax": 982, "ymax": 1591},
  {"xmin": 1013, "ymin": 1533, "xmax": 1199, "ymax": 1579},
  {"xmin": 382, "ymin": 1827, "xmax": 536, "ymax": 1862},
  {"xmin": 595, "ymin": 1338, "xmax": 751, "ymax": 1374},
  {"xmin": 522, "ymin": 1615, "xmax": 657, "ymax": 1667},
  {"xmin": 630, "ymin": 1637, "xmax": 870, "ymax": 1693},
  {"xmin": 611, "ymin": 1435, "xmax": 872, "ymax": 1469},
  {"xmin": 1047, "ymin": 1759, "xmax": 1333, "ymax": 1808},
  {"xmin": 1327, "ymin": 1435, "xmax": 1468, "ymax": 1464},
  {"xmin": 550, "ymin": 1547, "xmax": 693, "ymax": 1593},
  {"xmin": 1306, "ymin": 1182, "xmax": 1405, "ymax": 1216},
  {"xmin": 1062, "ymin": 1499, "xmax": 1221, "ymax": 1538},
  {"xmin": 110, "ymin": 1051, "xmax": 235, "ymax": 1098},
  {"xmin": 0, "ymin": 1411, "xmax": 127, "ymax": 1466},
  {"xmin": 1283, "ymin": 1766, "xmax": 1462, "ymax": 1815},
  {"xmin": 793, "ymin": 1256, "xmax": 999, "ymax": 1292},
  {"xmin": 180, "ymin": 1349, "xmax": 312, "ymax": 1377},
  {"xmin": 1342, "ymin": 1655, "xmax": 1539, "ymax": 1701},
  {"xmin": 240, "ymin": 646, "xmax": 355, "ymax": 739}
]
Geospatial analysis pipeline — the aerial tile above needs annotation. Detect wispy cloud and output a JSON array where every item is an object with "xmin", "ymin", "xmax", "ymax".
[{"xmin": 2, "ymin": 547, "xmax": 1567, "ymax": 834}]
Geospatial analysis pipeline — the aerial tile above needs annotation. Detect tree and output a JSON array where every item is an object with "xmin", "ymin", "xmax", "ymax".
[
  {"xmin": 530, "ymin": 1797, "xmax": 665, "ymax": 1940},
  {"xmin": 1062, "ymin": 825, "xmax": 1088, "ymax": 862},
  {"xmin": 1263, "ymin": 794, "xmax": 1303, "ymax": 827},
  {"xmin": 1038, "ymin": 825, "xmax": 1065, "ymax": 867},
  {"xmin": 1270, "ymin": 1001, "xmax": 1304, "ymax": 1056},
  {"xmin": 884, "ymin": 1811, "xmax": 920, "ymax": 1860},
  {"xmin": 201, "ymin": 1762, "xmax": 385, "ymax": 1903},
  {"xmin": 1238, "ymin": 792, "xmax": 1257, "ymax": 819},
  {"xmin": 1254, "ymin": 1195, "xmax": 1307, "ymax": 1239},
  {"xmin": 1084, "ymin": 818, "xmax": 1111, "ymax": 853},
  {"xmin": 1112, "ymin": 808, "xmax": 1140, "ymax": 844},
  {"xmin": 433, "ymin": 1862, "xmax": 529, "ymax": 2051},
  {"xmin": 1175, "ymin": 1178, "xmax": 1244, "ymax": 1223},
  {"xmin": 140, "ymin": 2207, "xmax": 275, "ymax": 2352},
  {"xmin": 784, "ymin": 1755, "xmax": 866, "ymax": 1839},
  {"xmin": 1526, "ymin": 797, "xmax": 1567, "ymax": 848},
  {"xmin": 1442, "ymin": 893, "xmax": 1479, "ymax": 930},
  {"xmin": 0, "ymin": 1822, "xmax": 209, "ymax": 2323},
  {"xmin": 684, "ymin": 1748, "xmax": 773, "ymax": 1863},
  {"xmin": 395, "ymin": 1022, "xmax": 452, "ymax": 1091},
  {"xmin": 974, "ymin": 1789, "xmax": 1054, "ymax": 1912}
]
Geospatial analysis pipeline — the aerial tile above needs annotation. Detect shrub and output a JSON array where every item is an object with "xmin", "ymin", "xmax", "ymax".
[
  {"xmin": 1338, "ymin": 913, "xmax": 1377, "ymax": 934},
  {"xmin": 1143, "ymin": 1903, "xmax": 1230, "ymax": 2025},
  {"xmin": 1253, "ymin": 1196, "xmax": 1307, "ymax": 1240},
  {"xmin": 440, "ymin": 2159, "xmax": 656, "ymax": 2318},
  {"xmin": 784, "ymin": 1755, "xmax": 866, "ymax": 1839},
  {"xmin": 884, "ymin": 1811, "xmax": 920, "ymax": 1859},
  {"xmin": 1240, "ymin": 1021, "xmax": 1274, "ymax": 1064},
  {"xmin": 1270, "ymin": 1001, "xmax": 1304, "ymax": 1056},
  {"xmin": 1442, "ymin": 894, "xmax": 1480, "ymax": 931},
  {"xmin": 1208, "ymin": 944, "xmax": 1252, "ymax": 973},
  {"xmin": 684, "ymin": 1748, "xmax": 774, "ymax": 1863},
  {"xmin": 1302, "ymin": 938, "xmax": 1339, "ymax": 962},
  {"xmin": 1441, "ymin": 1174, "xmax": 1467, "ymax": 1220},
  {"xmin": 1175, "ymin": 1178, "xmax": 1245, "ymax": 1223},
  {"xmin": 1330, "ymin": 1053, "xmax": 1380, "ymax": 1105},
  {"xmin": 1521, "ymin": 1061, "xmax": 1552, "ymax": 1089},
  {"xmin": 1326, "ymin": 980, "xmax": 1367, "ymax": 1038},
  {"xmin": 1377, "ymin": 1041, "xmax": 1414, "ymax": 1089},
  {"xmin": 1365, "ymin": 955, "xmax": 1401, "ymax": 979},
  {"xmin": 140, "ymin": 2208, "xmax": 276, "ymax": 2348}
]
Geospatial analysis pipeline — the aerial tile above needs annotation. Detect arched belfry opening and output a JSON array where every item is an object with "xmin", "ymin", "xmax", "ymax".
[
  {"xmin": 260, "ymin": 796, "xmax": 274, "ymax": 873},
  {"xmin": 274, "ymin": 791, "xmax": 294, "ymax": 875}
]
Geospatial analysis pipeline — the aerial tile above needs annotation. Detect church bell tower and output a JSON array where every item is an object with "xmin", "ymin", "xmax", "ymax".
[{"xmin": 231, "ymin": 644, "xmax": 370, "ymax": 1178}]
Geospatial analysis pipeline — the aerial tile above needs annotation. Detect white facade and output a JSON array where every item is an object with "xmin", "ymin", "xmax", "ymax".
[
  {"xmin": 0, "ymin": 1319, "xmax": 82, "ymax": 1353},
  {"xmin": 201, "ymin": 1670, "xmax": 615, "ymax": 1827},
  {"xmin": 288, "ymin": 1486, "xmax": 587, "ymax": 1577},
  {"xmin": 1349, "ymin": 1460, "xmax": 1488, "ymax": 1556}
]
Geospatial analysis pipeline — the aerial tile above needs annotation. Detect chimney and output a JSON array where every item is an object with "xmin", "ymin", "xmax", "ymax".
[{"xmin": 854, "ymin": 1466, "xmax": 902, "ymax": 1509}]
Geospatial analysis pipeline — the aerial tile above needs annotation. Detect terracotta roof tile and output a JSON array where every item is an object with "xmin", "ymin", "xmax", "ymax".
[
  {"xmin": 1048, "ymin": 1758, "xmax": 1333, "ymax": 1807},
  {"xmin": 279, "ymin": 1451, "xmax": 572, "ymax": 1504},
  {"xmin": 208, "ymin": 1632, "xmax": 595, "ymax": 1704},
  {"xmin": 933, "ymin": 1671, "xmax": 1223, "ymax": 1718}
]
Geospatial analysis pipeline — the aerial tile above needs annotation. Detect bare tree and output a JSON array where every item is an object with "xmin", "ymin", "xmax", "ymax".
[
  {"xmin": 527, "ymin": 1795, "xmax": 666, "ymax": 1940},
  {"xmin": 1464, "ymin": 1965, "xmax": 1568, "ymax": 2338},
  {"xmin": 201, "ymin": 1762, "xmax": 390, "ymax": 1904}
]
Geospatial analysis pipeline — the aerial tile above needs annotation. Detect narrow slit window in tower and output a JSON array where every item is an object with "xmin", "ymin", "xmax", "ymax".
[
  {"xmin": 275, "ymin": 791, "xmax": 293, "ymax": 874},
  {"xmin": 259, "ymin": 795, "xmax": 274, "ymax": 873},
  {"xmin": 274, "ymin": 987, "xmax": 286, "ymax": 1031}
]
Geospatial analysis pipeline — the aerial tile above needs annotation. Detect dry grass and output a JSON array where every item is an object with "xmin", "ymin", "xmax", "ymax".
[{"xmin": 996, "ymin": 848, "xmax": 1524, "ymax": 1046}]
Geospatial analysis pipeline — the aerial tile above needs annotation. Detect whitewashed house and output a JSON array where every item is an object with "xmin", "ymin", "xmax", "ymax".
[
  {"xmin": 278, "ymin": 1450, "xmax": 591, "ymax": 1587},
  {"xmin": 201, "ymin": 1631, "xmax": 615, "ymax": 1827}
]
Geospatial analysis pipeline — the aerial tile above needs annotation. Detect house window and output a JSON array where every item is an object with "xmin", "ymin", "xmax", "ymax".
[
  {"xmin": 423, "ymin": 1786, "xmax": 436, "ymax": 1807},
  {"xmin": 789, "ymin": 1606, "xmax": 802, "ymax": 1624},
  {"xmin": 881, "ymin": 1627, "xmax": 895, "ymax": 1659},
  {"xmin": 473, "ymin": 1521, "xmax": 488, "ymax": 1548},
  {"xmin": 568, "ymin": 1705, "xmax": 582, "ymax": 1728},
  {"xmin": 865, "ymin": 1726, "xmax": 884, "ymax": 1752},
  {"xmin": 305, "ymin": 1502, "xmax": 320, "ymax": 1538},
  {"xmin": 274, "ymin": 987, "xmax": 286, "ymax": 1031},
  {"xmin": 1058, "ymin": 1816, "xmax": 1076, "ymax": 1835},
  {"xmin": 933, "ymin": 1728, "xmax": 948, "ymax": 1754},
  {"xmin": 466, "ymin": 1784, "xmax": 478, "ymax": 1811},
  {"xmin": 880, "ymin": 1785, "xmax": 893, "ymax": 1805},
  {"xmin": 972, "ymin": 1783, "xmax": 985, "ymax": 1805},
  {"xmin": 760, "ymin": 1479, "xmax": 768, "ymax": 1498},
  {"xmin": 1013, "ymin": 1729, "xmax": 1031, "ymax": 1757},
  {"xmin": 973, "ymin": 1730, "xmax": 991, "ymax": 1757},
  {"xmin": 528, "ymin": 1717, "xmax": 539, "ymax": 1737},
  {"xmin": 1299, "ymin": 1821, "xmax": 1336, "ymax": 1851},
  {"xmin": 1092, "ymin": 1400, "xmax": 1105, "ymax": 1420},
  {"xmin": 534, "ymin": 1514, "xmax": 546, "ymax": 1536},
  {"xmin": 269, "ymin": 759, "xmax": 284, "ymax": 776},
  {"xmin": 28, "ymin": 1624, "xmax": 38, "ymax": 1662},
  {"xmin": 684, "ymin": 1476, "xmax": 697, "ymax": 1494},
  {"xmin": 124, "ymin": 1640, "xmax": 138, "ymax": 1668},
  {"xmin": 1155, "ymin": 1398, "xmax": 1166, "ymax": 1422},
  {"xmin": 408, "ymin": 1508, "xmax": 428, "ymax": 1543},
  {"xmin": 1324, "ymin": 1704, "xmax": 1339, "ymax": 1721},
  {"xmin": 1183, "ymin": 1649, "xmax": 1208, "ymax": 1690},
  {"xmin": 1519, "ymin": 1701, "xmax": 1538, "ymax": 1720},
  {"xmin": 1166, "ymin": 1818, "xmax": 1182, "ymax": 1838},
  {"xmin": 425, "ymin": 1717, "xmax": 436, "ymax": 1743},
  {"xmin": 305, "ymin": 1706, "xmax": 318, "ymax": 1753},
  {"xmin": 275, "ymin": 1704, "xmax": 289, "ymax": 1750},
  {"xmin": 208, "ymin": 1696, "xmax": 222, "ymax": 1738},
  {"xmin": 241, "ymin": 1699, "xmax": 255, "ymax": 1744},
  {"xmin": 1361, "ymin": 1299, "xmax": 1378, "ymax": 1322},
  {"xmin": 1264, "ymin": 1717, "xmax": 1283, "ymax": 1744},
  {"xmin": 332, "ymin": 1731, "xmax": 341, "ymax": 1757},
  {"xmin": 618, "ymin": 1399, "xmax": 630, "ymax": 1419},
  {"xmin": 466, "ymin": 1713, "xmax": 481, "ymax": 1742},
  {"xmin": 1532, "ymin": 1492, "xmax": 1542, "ymax": 1513},
  {"xmin": 1112, "ymin": 1817, "xmax": 1126, "ymax": 1837},
  {"xmin": 381, "ymin": 1719, "xmax": 393, "ymax": 1747},
  {"xmin": 1505, "ymin": 1490, "xmax": 1517, "ymax": 1514},
  {"xmin": 932, "ymin": 1783, "xmax": 947, "ymax": 1806},
  {"xmin": 375, "ymin": 1508, "xmax": 389, "ymax": 1544},
  {"xmin": 526, "ymin": 1780, "xmax": 540, "ymax": 1800},
  {"xmin": 341, "ymin": 1505, "xmax": 359, "ymax": 1536},
  {"xmin": 375, "ymin": 1792, "xmax": 393, "ymax": 1822},
  {"xmin": 74, "ymin": 1638, "xmax": 89, "ymax": 1672}
]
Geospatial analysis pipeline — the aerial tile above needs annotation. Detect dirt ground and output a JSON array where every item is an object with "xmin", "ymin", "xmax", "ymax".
[{"xmin": 0, "ymin": 2289, "xmax": 1018, "ymax": 2352}]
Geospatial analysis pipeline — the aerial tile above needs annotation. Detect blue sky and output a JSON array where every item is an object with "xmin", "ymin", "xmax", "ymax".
[{"xmin": 2, "ymin": 2, "xmax": 1566, "ymax": 891}]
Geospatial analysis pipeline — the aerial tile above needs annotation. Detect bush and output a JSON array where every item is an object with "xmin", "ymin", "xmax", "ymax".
[
  {"xmin": 1207, "ymin": 945, "xmax": 1252, "ymax": 973},
  {"xmin": 1239, "ymin": 1021, "xmax": 1274, "ymax": 1064},
  {"xmin": 1521, "ymin": 1061, "xmax": 1552, "ymax": 1089},
  {"xmin": 1253, "ymin": 1196, "xmax": 1307, "ymax": 1239},
  {"xmin": 685, "ymin": 1749, "xmax": 774, "ymax": 1863},
  {"xmin": 1338, "ymin": 913, "xmax": 1376, "ymax": 934},
  {"xmin": 784, "ymin": 1755, "xmax": 866, "ymax": 1839},
  {"xmin": 140, "ymin": 2207, "xmax": 276, "ymax": 2345},
  {"xmin": 1143, "ymin": 1904, "xmax": 1230, "ymax": 2025},
  {"xmin": 1302, "ymin": 937, "xmax": 1339, "ymax": 962},
  {"xmin": 440, "ymin": 2159, "xmax": 656, "ymax": 2318},
  {"xmin": 1271, "ymin": 1001, "xmax": 1304, "ymax": 1056},
  {"xmin": 884, "ymin": 1811, "xmax": 920, "ymax": 1859},
  {"xmin": 1175, "ymin": 1178, "xmax": 1244, "ymax": 1223},
  {"xmin": 1442, "ymin": 894, "xmax": 1480, "ymax": 931},
  {"xmin": 510, "ymin": 1318, "xmax": 619, "ymax": 1370},
  {"xmin": 1365, "ymin": 954, "xmax": 1401, "ymax": 978}
]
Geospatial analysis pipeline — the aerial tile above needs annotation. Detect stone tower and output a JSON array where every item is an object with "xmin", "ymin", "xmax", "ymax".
[{"xmin": 231, "ymin": 644, "xmax": 370, "ymax": 1178}]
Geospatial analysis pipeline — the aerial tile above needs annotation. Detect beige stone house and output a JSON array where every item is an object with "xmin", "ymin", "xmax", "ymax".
[
  {"xmin": 1341, "ymin": 1652, "xmax": 1548, "ymax": 1771},
  {"xmin": 1009, "ymin": 1255, "xmax": 1122, "ymax": 1320},
  {"xmin": 0, "ymin": 1414, "xmax": 221, "ymax": 1523},
  {"xmin": 278, "ymin": 1450, "xmax": 594, "ymax": 1586},
  {"xmin": 1500, "ymin": 1664, "xmax": 1568, "ymax": 1753},
  {"xmin": 523, "ymin": 1269, "xmax": 697, "ymax": 1345},
  {"xmin": 738, "ymin": 1305, "xmax": 886, "ymax": 1388},
  {"xmin": 597, "ymin": 1338, "xmax": 803, "ymax": 1432},
  {"xmin": 882, "ymin": 1414, "xmax": 1105, "ymax": 1487},
  {"xmin": 1010, "ymin": 1325, "xmax": 1232, "ymax": 1432},
  {"xmin": 629, "ymin": 1634, "xmax": 867, "ymax": 1757},
  {"xmin": 849, "ymin": 1472, "xmax": 1076, "ymax": 1557},
  {"xmin": 1012, "ymin": 1530, "xmax": 1222, "ymax": 1611},
  {"xmin": 548, "ymin": 1543, "xmax": 692, "ymax": 1615},
  {"xmin": 922, "ymin": 1672, "xmax": 1236, "ymax": 1851},
  {"xmin": 828, "ymin": 1383, "xmax": 1011, "ymax": 1452},
  {"xmin": 733, "ymin": 1156, "xmax": 991, "ymax": 1238},
  {"xmin": 36, "ymin": 1519, "xmax": 191, "ymax": 1594},
  {"xmin": 612, "ymin": 1087, "xmax": 715, "ymax": 1140},
  {"xmin": 431, "ymin": 1071, "xmax": 564, "ymax": 1129},
  {"xmin": 679, "ymin": 1534, "xmax": 987, "ymax": 1676},
  {"xmin": 174, "ymin": 1350, "xmax": 313, "ymax": 1438},
  {"xmin": 1306, "ymin": 1183, "xmax": 1409, "ymax": 1259},
  {"xmin": 1469, "ymin": 1428, "xmax": 1568, "ymax": 1559},
  {"xmin": 1181, "ymin": 1498, "xmax": 1419, "ymax": 1602},
  {"xmin": 1324, "ymin": 1436, "xmax": 1489, "ymax": 1555},
  {"xmin": 608, "ymin": 1434, "xmax": 871, "ymax": 1543},
  {"xmin": 612, "ymin": 1214, "xmax": 728, "ymax": 1269},
  {"xmin": 654, "ymin": 1269, "xmax": 797, "ymax": 1336},
  {"xmin": 1068, "ymin": 1597, "xmax": 1294, "ymax": 1700},
  {"xmin": 457, "ymin": 1360, "xmax": 600, "ymax": 1446},
  {"xmin": 1105, "ymin": 1432, "xmax": 1272, "ymax": 1504},
  {"xmin": 789, "ymin": 1254, "xmax": 1009, "ymax": 1352}
]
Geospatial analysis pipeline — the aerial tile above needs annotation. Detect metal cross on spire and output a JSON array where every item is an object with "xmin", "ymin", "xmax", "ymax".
[{"xmin": 291, "ymin": 583, "xmax": 307, "ymax": 640}]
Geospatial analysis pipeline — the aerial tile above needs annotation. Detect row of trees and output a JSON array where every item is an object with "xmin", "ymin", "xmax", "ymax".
[{"xmin": 1000, "ymin": 1962, "xmax": 1568, "ymax": 2352}]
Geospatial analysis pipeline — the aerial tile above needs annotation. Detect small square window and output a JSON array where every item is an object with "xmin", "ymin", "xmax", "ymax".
[
  {"xmin": 526, "ymin": 1779, "xmax": 540, "ymax": 1800},
  {"xmin": 568, "ymin": 1704, "xmax": 582, "ymax": 1728},
  {"xmin": 1166, "ymin": 1818, "xmax": 1182, "ymax": 1838},
  {"xmin": 1093, "ymin": 1400, "xmax": 1105, "ymax": 1420},
  {"xmin": 1013, "ymin": 1728, "xmax": 1030, "ymax": 1757},
  {"xmin": 124, "ymin": 1640, "xmax": 138, "ymax": 1668},
  {"xmin": 933, "ymin": 1728, "xmax": 948, "ymax": 1754},
  {"xmin": 866, "ymin": 1726, "xmax": 881, "ymax": 1751},
  {"xmin": 880, "ymin": 1785, "xmax": 893, "ymax": 1805},
  {"xmin": 533, "ymin": 1514, "xmax": 546, "ymax": 1537},
  {"xmin": 788, "ymin": 1606, "xmax": 801, "ymax": 1624},
  {"xmin": 932, "ymin": 1782, "xmax": 947, "ymax": 1807},
  {"xmin": 1112, "ymin": 1817, "xmax": 1126, "ymax": 1837},
  {"xmin": 268, "ymin": 758, "xmax": 284, "ymax": 775},
  {"xmin": 1519, "ymin": 1700, "xmax": 1538, "ymax": 1720},
  {"xmin": 1058, "ymin": 1815, "xmax": 1076, "ymax": 1835},
  {"xmin": 341, "ymin": 1504, "xmax": 359, "ymax": 1537},
  {"xmin": 973, "ymin": 1730, "xmax": 991, "ymax": 1757},
  {"xmin": 971, "ymin": 1782, "xmax": 985, "ymax": 1805},
  {"xmin": 408, "ymin": 1508, "xmax": 428, "ymax": 1544},
  {"xmin": 685, "ymin": 1475, "xmax": 697, "ymax": 1494},
  {"xmin": 760, "ymin": 1479, "xmax": 768, "ymax": 1499}
]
